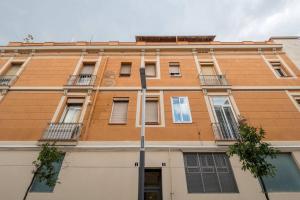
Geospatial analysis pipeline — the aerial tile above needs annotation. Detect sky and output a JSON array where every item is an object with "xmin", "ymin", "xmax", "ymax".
[{"xmin": 0, "ymin": 0, "xmax": 300, "ymax": 44}]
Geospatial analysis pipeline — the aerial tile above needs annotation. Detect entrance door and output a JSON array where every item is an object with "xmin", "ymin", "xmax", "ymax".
[{"xmin": 144, "ymin": 168, "xmax": 162, "ymax": 200}]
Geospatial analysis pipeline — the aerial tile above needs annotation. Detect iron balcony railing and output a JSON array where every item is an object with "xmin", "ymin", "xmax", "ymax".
[
  {"xmin": 0, "ymin": 75, "xmax": 16, "ymax": 86},
  {"xmin": 211, "ymin": 121, "xmax": 240, "ymax": 141},
  {"xmin": 199, "ymin": 75, "xmax": 228, "ymax": 86},
  {"xmin": 66, "ymin": 74, "xmax": 96, "ymax": 86},
  {"xmin": 41, "ymin": 123, "xmax": 82, "ymax": 141}
]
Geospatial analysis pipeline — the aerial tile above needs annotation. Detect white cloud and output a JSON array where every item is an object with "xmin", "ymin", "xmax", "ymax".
[{"xmin": 0, "ymin": 0, "xmax": 299, "ymax": 44}]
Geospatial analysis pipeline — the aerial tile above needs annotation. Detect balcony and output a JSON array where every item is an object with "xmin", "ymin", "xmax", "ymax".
[
  {"xmin": 211, "ymin": 122, "xmax": 240, "ymax": 142},
  {"xmin": 0, "ymin": 75, "xmax": 16, "ymax": 86},
  {"xmin": 40, "ymin": 123, "xmax": 82, "ymax": 142},
  {"xmin": 199, "ymin": 75, "xmax": 228, "ymax": 86},
  {"xmin": 65, "ymin": 74, "xmax": 96, "ymax": 86}
]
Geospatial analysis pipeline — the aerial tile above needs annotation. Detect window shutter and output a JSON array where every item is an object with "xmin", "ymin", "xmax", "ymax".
[
  {"xmin": 120, "ymin": 63, "xmax": 131, "ymax": 75},
  {"xmin": 80, "ymin": 64, "xmax": 94, "ymax": 75},
  {"xmin": 5, "ymin": 63, "xmax": 21, "ymax": 76},
  {"xmin": 201, "ymin": 66, "xmax": 215, "ymax": 75},
  {"xmin": 169, "ymin": 63, "xmax": 180, "ymax": 75},
  {"xmin": 146, "ymin": 99, "xmax": 159, "ymax": 124},
  {"xmin": 110, "ymin": 99, "xmax": 129, "ymax": 123},
  {"xmin": 145, "ymin": 63, "xmax": 156, "ymax": 77}
]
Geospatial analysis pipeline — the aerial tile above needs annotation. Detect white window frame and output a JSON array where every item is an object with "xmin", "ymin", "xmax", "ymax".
[
  {"xmin": 286, "ymin": 91, "xmax": 300, "ymax": 112},
  {"xmin": 135, "ymin": 91, "xmax": 165, "ymax": 127},
  {"xmin": 209, "ymin": 96, "xmax": 239, "ymax": 124},
  {"xmin": 59, "ymin": 104, "xmax": 82, "ymax": 123},
  {"xmin": 170, "ymin": 96, "xmax": 192, "ymax": 123},
  {"xmin": 262, "ymin": 54, "xmax": 297, "ymax": 79},
  {"xmin": 51, "ymin": 95, "xmax": 89, "ymax": 124}
]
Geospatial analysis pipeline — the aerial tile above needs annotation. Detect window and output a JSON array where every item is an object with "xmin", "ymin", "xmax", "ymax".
[
  {"xmin": 269, "ymin": 61, "xmax": 290, "ymax": 77},
  {"xmin": 145, "ymin": 62, "xmax": 156, "ymax": 77},
  {"xmin": 30, "ymin": 153, "xmax": 65, "ymax": 192},
  {"xmin": 77, "ymin": 63, "xmax": 95, "ymax": 85},
  {"xmin": 200, "ymin": 61, "xmax": 216, "ymax": 75},
  {"xmin": 171, "ymin": 97, "xmax": 192, "ymax": 123},
  {"xmin": 0, "ymin": 63, "xmax": 22, "ymax": 85},
  {"xmin": 146, "ymin": 97, "xmax": 159, "ymax": 124},
  {"xmin": 169, "ymin": 62, "xmax": 181, "ymax": 76},
  {"xmin": 60, "ymin": 98, "xmax": 83, "ymax": 123},
  {"xmin": 184, "ymin": 153, "xmax": 238, "ymax": 193},
  {"xmin": 294, "ymin": 96, "xmax": 300, "ymax": 106},
  {"xmin": 262, "ymin": 154, "xmax": 300, "ymax": 192},
  {"xmin": 5, "ymin": 63, "xmax": 22, "ymax": 76},
  {"xmin": 120, "ymin": 62, "xmax": 132, "ymax": 77},
  {"xmin": 211, "ymin": 96, "xmax": 239, "ymax": 140},
  {"xmin": 110, "ymin": 98, "xmax": 129, "ymax": 124}
]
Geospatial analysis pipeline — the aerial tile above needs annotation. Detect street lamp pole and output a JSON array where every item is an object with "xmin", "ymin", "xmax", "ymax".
[{"xmin": 138, "ymin": 68, "xmax": 147, "ymax": 200}]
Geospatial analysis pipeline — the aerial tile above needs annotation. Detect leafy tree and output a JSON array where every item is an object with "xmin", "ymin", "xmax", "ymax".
[
  {"xmin": 227, "ymin": 120, "xmax": 279, "ymax": 200},
  {"xmin": 23, "ymin": 143, "xmax": 64, "ymax": 200}
]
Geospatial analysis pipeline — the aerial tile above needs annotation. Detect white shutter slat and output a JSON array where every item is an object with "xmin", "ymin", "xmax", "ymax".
[
  {"xmin": 110, "ymin": 101, "xmax": 128, "ymax": 123},
  {"xmin": 145, "ymin": 64, "xmax": 156, "ymax": 77},
  {"xmin": 120, "ymin": 64, "xmax": 131, "ymax": 75},
  {"xmin": 80, "ymin": 65, "xmax": 94, "ymax": 74},
  {"xmin": 5, "ymin": 64, "xmax": 21, "ymax": 76},
  {"xmin": 201, "ymin": 66, "xmax": 216, "ymax": 75},
  {"xmin": 146, "ymin": 100, "xmax": 158, "ymax": 124}
]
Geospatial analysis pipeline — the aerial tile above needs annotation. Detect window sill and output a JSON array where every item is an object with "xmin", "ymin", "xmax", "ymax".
[
  {"xmin": 170, "ymin": 75, "xmax": 182, "ymax": 78},
  {"xmin": 119, "ymin": 74, "xmax": 131, "ymax": 77},
  {"xmin": 173, "ymin": 122, "xmax": 193, "ymax": 124},
  {"xmin": 108, "ymin": 122, "xmax": 127, "ymax": 125}
]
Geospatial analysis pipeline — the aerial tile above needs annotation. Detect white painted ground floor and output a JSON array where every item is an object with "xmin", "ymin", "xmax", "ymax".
[{"xmin": 0, "ymin": 141, "xmax": 300, "ymax": 200}]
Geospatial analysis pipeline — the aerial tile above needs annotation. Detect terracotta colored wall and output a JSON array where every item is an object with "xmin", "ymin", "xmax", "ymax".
[
  {"xmin": 14, "ymin": 57, "xmax": 80, "ymax": 86},
  {"xmin": 100, "ymin": 55, "xmax": 141, "ymax": 87},
  {"xmin": 0, "ymin": 92, "xmax": 62, "ymax": 140},
  {"xmin": 85, "ymin": 91, "xmax": 213, "ymax": 141},
  {"xmin": 233, "ymin": 91, "xmax": 300, "ymax": 140},
  {"xmin": 216, "ymin": 54, "xmax": 300, "ymax": 86}
]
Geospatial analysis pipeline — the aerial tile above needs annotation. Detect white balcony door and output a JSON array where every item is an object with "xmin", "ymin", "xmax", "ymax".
[
  {"xmin": 211, "ymin": 97, "xmax": 238, "ymax": 139},
  {"xmin": 60, "ymin": 105, "xmax": 82, "ymax": 123}
]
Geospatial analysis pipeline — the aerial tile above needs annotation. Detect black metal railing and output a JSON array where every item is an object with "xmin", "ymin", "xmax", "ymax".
[
  {"xmin": 211, "ymin": 121, "xmax": 240, "ymax": 141},
  {"xmin": 199, "ymin": 75, "xmax": 228, "ymax": 86},
  {"xmin": 0, "ymin": 75, "xmax": 16, "ymax": 86},
  {"xmin": 41, "ymin": 123, "xmax": 81, "ymax": 141},
  {"xmin": 66, "ymin": 74, "xmax": 96, "ymax": 86}
]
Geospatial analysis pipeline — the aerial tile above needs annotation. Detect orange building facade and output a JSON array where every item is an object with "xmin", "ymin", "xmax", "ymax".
[{"xmin": 0, "ymin": 36, "xmax": 300, "ymax": 200}]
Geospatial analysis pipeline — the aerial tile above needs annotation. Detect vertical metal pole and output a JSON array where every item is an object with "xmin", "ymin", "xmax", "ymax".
[
  {"xmin": 138, "ymin": 88, "xmax": 146, "ymax": 200},
  {"xmin": 138, "ymin": 67, "xmax": 146, "ymax": 200}
]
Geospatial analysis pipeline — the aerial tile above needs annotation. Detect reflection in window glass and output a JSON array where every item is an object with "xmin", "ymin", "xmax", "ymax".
[
  {"xmin": 171, "ymin": 97, "xmax": 192, "ymax": 123},
  {"xmin": 262, "ymin": 154, "xmax": 300, "ymax": 192}
]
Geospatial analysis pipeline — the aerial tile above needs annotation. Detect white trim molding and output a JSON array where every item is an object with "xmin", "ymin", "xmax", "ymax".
[
  {"xmin": 262, "ymin": 54, "xmax": 297, "ymax": 79},
  {"xmin": 136, "ymin": 90, "xmax": 165, "ymax": 128},
  {"xmin": 286, "ymin": 90, "xmax": 300, "ymax": 112},
  {"xmin": 0, "ymin": 57, "xmax": 14, "ymax": 75}
]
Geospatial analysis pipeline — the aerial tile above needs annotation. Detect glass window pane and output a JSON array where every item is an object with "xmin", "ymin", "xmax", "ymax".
[
  {"xmin": 62, "ymin": 106, "xmax": 81, "ymax": 123},
  {"xmin": 184, "ymin": 153, "xmax": 238, "ymax": 193},
  {"xmin": 30, "ymin": 154, "xmax": 65, "ymax": 192},
  {"xmin": 172, "ymin": 97, "xmax": 181, "ymax": 122},
  {"xmin": 180, "ymin": 97, "xmax": 191, "ymax": 122},
  {"xmin": 263, "ymin": 154, "xmax": 300, "ymax": 192}
]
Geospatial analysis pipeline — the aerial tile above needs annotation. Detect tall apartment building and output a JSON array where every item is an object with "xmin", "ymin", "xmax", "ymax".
[{"xmin": 0, "ymin": 35, "xmax": 300, "ymax": 200}]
